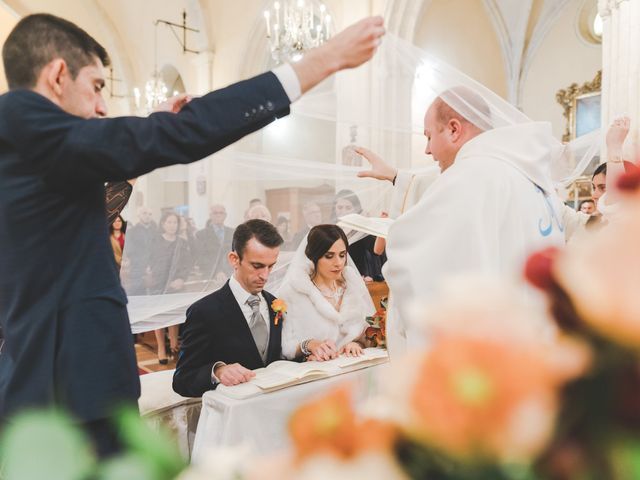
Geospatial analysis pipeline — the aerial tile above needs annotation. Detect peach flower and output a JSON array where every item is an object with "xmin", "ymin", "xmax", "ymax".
[
  {"xmin": 409, "ymin": 336, "xmax": 580, "ymax": 462},
  {"xmin": 554, "ymin": 197, "xmax": 640, "ymax": 349},
  {"xmin": 288, "ymin": 387, "xmax": 398, "ymax": 461},
  {"xmin": 398, "ymin": 276, "xmax": 590, "ymax": 462}
]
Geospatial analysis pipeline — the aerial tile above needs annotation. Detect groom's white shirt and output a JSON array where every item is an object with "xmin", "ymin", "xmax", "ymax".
[{"xmin": 383, "ymin": 122, "xmax": 566, "ymax": 354}]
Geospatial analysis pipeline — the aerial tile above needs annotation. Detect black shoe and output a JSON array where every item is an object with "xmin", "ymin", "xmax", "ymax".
[{"xmin": 159, "ymin": 358, "xmax": 168, "ymax": 365}]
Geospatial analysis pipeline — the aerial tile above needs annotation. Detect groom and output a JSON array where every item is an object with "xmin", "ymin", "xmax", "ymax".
[{"xmin": 173, "ymin": 219, "xmax": 284, "ymax": 397}]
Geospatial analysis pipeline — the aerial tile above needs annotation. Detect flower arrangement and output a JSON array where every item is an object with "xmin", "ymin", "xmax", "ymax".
[
  {"xmin": 271, "ymin": 298, "xmax": 287, "ymax": 326},
  {"xmin": 365, "ymin": 296, "xmax": 387, "ymax": 348}
]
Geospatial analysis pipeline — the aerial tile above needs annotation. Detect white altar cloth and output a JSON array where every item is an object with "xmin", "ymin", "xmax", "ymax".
[
  {"xmin": 191, "ymin": 363, "xmax": 387, "ymax": 462},
  {"xmin": 139, "ymin": 369, "xmax": 201, "ymax": 459}
]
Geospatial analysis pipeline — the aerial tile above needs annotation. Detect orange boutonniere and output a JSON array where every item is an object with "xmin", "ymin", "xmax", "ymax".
[{"xmin": 271, "ymin": 298, "xmax": 287, "ymax": 326}]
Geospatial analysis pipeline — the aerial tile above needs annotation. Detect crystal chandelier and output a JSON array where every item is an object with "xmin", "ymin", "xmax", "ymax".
[
  {"xmin": 144, "ymin": 73, "xmax": 168, "ymax": 111},
  {"xmin": 264, "ymin": 0, "xmax": 331, "ymax": 64}
]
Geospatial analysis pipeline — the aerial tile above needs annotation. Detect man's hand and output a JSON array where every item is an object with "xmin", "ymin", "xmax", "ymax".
[
  {"xmin": 154, "ymin": 93, "xmax": 192, "ymax": 114},
  {"xmin": 356, "ymin": 147, "xmax": 397, "ymax": 182},
  {"xmin": 322, "ymin": 16, "xmax": 385, "ymax": 71},
  {"xmin": 606, "ymin": 116, "xmax": 630, "ymax": 154},
  {"xmin": 292, "ymin": 17, "xmax": 385, "ymax": 94},
  {"xmin": 308, "ymin": 339, "xmax": 338, "ymax": 361},
  {"xmin": 215, "ymin": 363, "xmax": 255, "ymax": 386}
]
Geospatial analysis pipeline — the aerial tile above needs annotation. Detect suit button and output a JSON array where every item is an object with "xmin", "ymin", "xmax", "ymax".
[
  {"xmin": 266, "ymin": 101, "xmax": 274, "ymax": 111},
  {"xmin": 244, "ymin": 112, "xmax": 250, "ymax": 119},
  {"xmin": 258, "ymin": 105, "xmax": 264, "ymax": 111},
  {"xmin": 251, "ymin": 108, "xmax": 257, "ymax": 114}
]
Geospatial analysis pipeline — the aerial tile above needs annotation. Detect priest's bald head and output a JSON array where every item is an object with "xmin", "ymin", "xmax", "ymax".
[{"xmin": 424, "ymin": 86, "xmax": 491, "ymax": 172}]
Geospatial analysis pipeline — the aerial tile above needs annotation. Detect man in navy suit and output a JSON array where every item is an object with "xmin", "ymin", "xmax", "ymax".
[
  {"xmin": 173, "ymin": 220, "xmax": 284, "ymax": 397},
  {"xmin": 0, "ymin": 13, "xmax": 384, "ymax": 456}
]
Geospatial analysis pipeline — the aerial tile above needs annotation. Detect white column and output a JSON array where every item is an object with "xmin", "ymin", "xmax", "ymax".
[
  {"xmin": 185, "ymin": 50, "xmax": 216, "ymax": 228},
  {"xmin": 599, "ymin": 0, "xmax": 640, "ymax": 155},
  {"xmin": 190, "ymin": 50, "xmax": 215, "ymax": 95}
]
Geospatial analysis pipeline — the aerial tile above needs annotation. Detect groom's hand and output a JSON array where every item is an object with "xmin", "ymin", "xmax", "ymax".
[
  {"xmin": 356, "ymin": 147, "xmax": 397, "ymax": 183},
  {"xmin": 215, "ymin": 363, "xmax": 255, "ymax": 386}
]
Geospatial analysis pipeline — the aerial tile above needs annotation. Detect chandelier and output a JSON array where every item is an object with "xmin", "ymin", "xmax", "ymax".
[
  {"xmin": 134, "ymin": 10, "xmax": 199, "ymax": 113},
  {"xmin": 144, "ymin": 74, "xmax": 168, "ymax": 111},
  {"xmin": 264, "ymin": 0, "xmax": 332, "ymax": 64}
]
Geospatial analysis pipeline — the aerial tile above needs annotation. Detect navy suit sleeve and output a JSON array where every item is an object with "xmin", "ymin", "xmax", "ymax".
[
  {"xmin": 172, "ymin": 303, "xmax": 219, "ymax": 397},
  {"xmin": 3, "ymin": 71, "xmax": 290, "ymax": 186}
]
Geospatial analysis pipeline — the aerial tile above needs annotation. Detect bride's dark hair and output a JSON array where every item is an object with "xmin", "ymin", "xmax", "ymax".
[{"xmin": 305, "ymin": 224, "xmax": 350, "ymax": 270}]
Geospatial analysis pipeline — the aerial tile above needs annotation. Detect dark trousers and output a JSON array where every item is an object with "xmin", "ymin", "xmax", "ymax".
[{"xmin": 85, "ymin": 418, "xmax": 123, "ymax": 459}]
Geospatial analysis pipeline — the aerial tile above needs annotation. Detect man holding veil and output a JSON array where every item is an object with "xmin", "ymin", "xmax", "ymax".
[
  {"xmin": 0, "ymin": 12, "xmax": 384, "ymax": 456},
  {"xmin": 358, "ymin": 86, "xmax": 569, "ymax": 355}
]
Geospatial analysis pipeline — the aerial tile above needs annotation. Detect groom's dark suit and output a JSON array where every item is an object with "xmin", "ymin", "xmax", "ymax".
[
  {"xmin": 172, "ymin": 281, "xmax": 282, "ymax": 397},
  {"xmin": 0, "ymin": 71, "xmax": 290, "ymax": 424}
]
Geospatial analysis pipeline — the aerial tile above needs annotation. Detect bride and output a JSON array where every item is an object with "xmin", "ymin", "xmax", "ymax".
[{"xmin": 278, "ymin": 224, "xmax": 376, "ymax": 361}]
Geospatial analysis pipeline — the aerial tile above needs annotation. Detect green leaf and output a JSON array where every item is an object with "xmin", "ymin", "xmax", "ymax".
[
  {"xmin": 97, "ymin": 454, "xmax": 159, "ymax": 480},
  {"xmin": 0, "ymin": 410, "xmax": 95, "ymax": 480},
  {"xmin": 611, "ymin": 437, "xmax": 640, "ymax": 479},
  {"xmin": 114, "ymin": 408, "xmax": 186, "ymax": 478}
]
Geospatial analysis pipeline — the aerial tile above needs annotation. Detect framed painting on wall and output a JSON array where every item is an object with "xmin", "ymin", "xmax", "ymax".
[
  {"xmin": 556, "ymin": 70, "xmax": 601, "ymax": 141},
  {"xmin": 575, "ymin": 91, "xmax": 601, "ymax": 138}
]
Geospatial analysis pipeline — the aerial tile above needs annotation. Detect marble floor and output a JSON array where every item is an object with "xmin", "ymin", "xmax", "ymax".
[{"xmin": 135, "ymin": 332, "xmax": 177, "ymax": 374}]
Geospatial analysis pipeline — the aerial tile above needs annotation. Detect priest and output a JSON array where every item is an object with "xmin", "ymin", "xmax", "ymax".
[{"xmin": 357, "ymin": 92, "xmax": 567, "ymax": 355}]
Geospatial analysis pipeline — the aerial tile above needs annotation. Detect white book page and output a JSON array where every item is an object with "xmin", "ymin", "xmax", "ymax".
[
  {"xmin": 335, "ymin": 348, "xmax": 388, "ymax": 368},
  {"xmin": 337, "ymin": 214, "xmax": 394, "ymax": 238},
  {"xmin": 216, "ymin": 381, "xmax": 262, "ymax": 400}
]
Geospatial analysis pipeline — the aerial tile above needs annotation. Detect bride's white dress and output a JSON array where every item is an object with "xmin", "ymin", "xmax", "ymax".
[{"xmin": 277, "ymin": 259, "xmax": 375, "ymax": 360}]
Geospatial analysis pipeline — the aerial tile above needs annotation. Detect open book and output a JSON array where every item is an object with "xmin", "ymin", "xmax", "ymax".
[
  {"xmin": 337, "ymin": 214, "xmax": 394, "ymax": 239},
  {"xmin": 216, "ymin": 348, "xmax": 388, "ymax": 400}
]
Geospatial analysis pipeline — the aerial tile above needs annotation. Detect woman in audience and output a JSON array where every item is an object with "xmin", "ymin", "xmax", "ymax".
[
  {"xmin": 109, "ymin": 214, "xmax": 126, "ymax": 271},
  {"xmin": 279, "ymin": 224, "xmax": 375, "ymax": 361},
  {"xmin": 150, "ymin": 211, "xmax": 192, "ymax": 364},
  {"xmin": 332, "ymin": 189, "xmax": 386, "ymax": 282}
]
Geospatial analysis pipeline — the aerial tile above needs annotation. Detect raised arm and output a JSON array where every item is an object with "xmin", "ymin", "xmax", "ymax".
[{"xmin": 603, "ymin": 116, "xmax": 630, "ymax": 206}]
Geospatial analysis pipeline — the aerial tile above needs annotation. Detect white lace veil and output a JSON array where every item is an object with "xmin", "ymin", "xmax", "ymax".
[
  {"xmin": 121, "ymin": 33, "xmax": 600, "ymax": 333},
  {"xmin": 274, "ymin": 227, "xmax": 360, "ymax": 298}
]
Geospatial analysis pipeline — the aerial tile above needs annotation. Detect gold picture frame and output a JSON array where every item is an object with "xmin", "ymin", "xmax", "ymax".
[{"xmin": 556, "ymin": 70, "xmax": 601, "ymax": 142}]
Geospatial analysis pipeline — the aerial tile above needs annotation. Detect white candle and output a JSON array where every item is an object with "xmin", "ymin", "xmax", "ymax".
[{"xmin": 264, "ymin": 10, "xmax": 271, "ymax": 37}]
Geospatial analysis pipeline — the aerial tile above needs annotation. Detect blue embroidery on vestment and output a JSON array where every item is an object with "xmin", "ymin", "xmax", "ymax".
[{"xmin": 536, "ymin": 185, "xmax": 563, "ymax": 237}]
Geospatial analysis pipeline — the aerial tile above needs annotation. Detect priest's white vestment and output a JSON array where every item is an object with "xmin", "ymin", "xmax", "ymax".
[{"xmin": 383, "ymin": 122, "xmax": 566, "ymax": 355}]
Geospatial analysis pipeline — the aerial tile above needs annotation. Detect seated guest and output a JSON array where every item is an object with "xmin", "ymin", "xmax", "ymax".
[
  {"xmin": 173, "ymin": 219, "xmax": 284, "ymax": 397},
  {"xmin": 278, "ymin": 224, "xmax": 375, "ymax": 361}
]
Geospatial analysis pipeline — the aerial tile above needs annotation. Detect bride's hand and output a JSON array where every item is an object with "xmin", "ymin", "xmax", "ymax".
[
  {"xmin": 308, "ymin": 339, "xmax": 338, "ymax": 361},
  {"xmin": 340, "ymin": 342, "xmax": 363, "ymax": 357}
]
